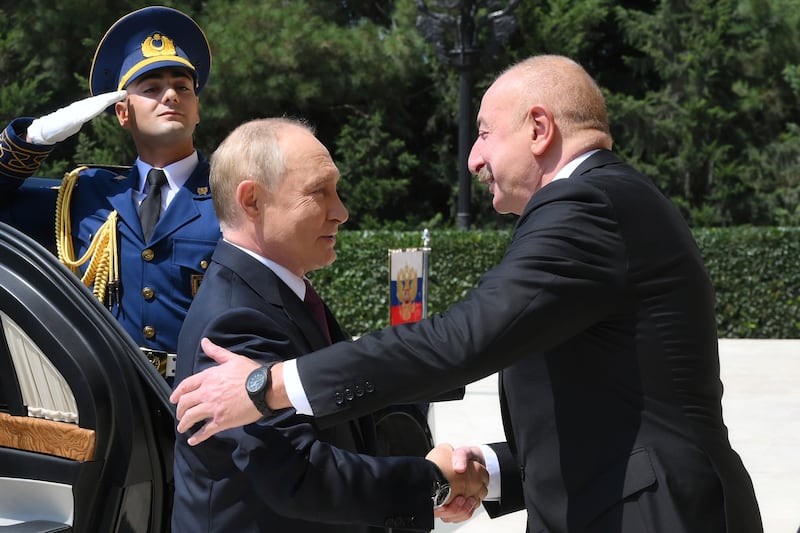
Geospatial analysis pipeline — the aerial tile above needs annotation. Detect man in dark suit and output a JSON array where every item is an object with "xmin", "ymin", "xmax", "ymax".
[
  {"xmin": 171, "ymin": 56, "xmax": 763, "ymax": 532},
  {"xmin": 171, "ymin": 117, "xmax": 487, "ymax": 532}
]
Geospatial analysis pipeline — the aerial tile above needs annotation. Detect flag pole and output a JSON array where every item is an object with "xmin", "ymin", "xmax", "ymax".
[{"xmin": 421, "ymin": 228, "xmax": 430, "ymax": 319}]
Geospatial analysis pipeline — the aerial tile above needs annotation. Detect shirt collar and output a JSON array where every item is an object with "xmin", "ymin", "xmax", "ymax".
[
  {"xmin": 224, "ymin": 239, "xmax": 307, "ymax": 300},
  {"xmin": 136, "ymin": 151, "xmax": 199, "ymax": 193},
  {"xmin": 552, "ymin": 149, "xmax": 601, "ymax": 182}
]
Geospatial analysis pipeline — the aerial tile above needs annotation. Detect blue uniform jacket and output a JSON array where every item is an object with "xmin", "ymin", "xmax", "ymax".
[{"xmin": 0, "ymin": 117, "xmax": 221, "ymax": 353}]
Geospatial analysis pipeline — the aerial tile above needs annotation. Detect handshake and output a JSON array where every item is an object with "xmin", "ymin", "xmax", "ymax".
[{"xmin": 425, "ymin": 443, "xmax": 490, "ymax": 523}]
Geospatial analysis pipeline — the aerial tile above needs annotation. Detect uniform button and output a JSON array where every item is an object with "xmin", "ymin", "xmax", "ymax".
[
  {"xmin": 143, "ymin": 326, "xmax": 156, "ymax": 339},
  {"xmin": 344, "ymin": 388, "xmax": 354, "ymax": 401},
  {"xmin": 142, "ymin": 287, "xmax": 154, "ymax": 300},
  {"xmin": 365, "ymin": 381, "xmax": 375, "ymax": 393},
  {"xmin": 355, "ymin": 385, "xmax": 364, "ymax": 397},
  {"xmin": 141, "ymin": 248, "xmax": 155, "ymax": 261},
  {"xmin": 334, "ymin": 392, "xmax": 344, "ymax": 406},
  {"xmin": 200, "ymin": 259, "xmax": 209, "ymax": 269}
]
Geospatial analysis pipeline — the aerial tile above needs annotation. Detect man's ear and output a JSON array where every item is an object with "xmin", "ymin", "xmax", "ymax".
[
  {"xmin": 236, "ymin": 180, "xmax": 262, "ymax": 219},
  {"xmin": 115, "ymin": 100, "xmax": 129, "ymax": 128},
  {"xmin": 528, "ymin": 104, "xmax": 555, "ymax": 156}
]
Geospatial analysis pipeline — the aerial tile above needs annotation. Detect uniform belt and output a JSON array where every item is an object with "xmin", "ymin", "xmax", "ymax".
[{"xmin": 140, "ymin": 347, "xmax": 177, "ymax": 378}]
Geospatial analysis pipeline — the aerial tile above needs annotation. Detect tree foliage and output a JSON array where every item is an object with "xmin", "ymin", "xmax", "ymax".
[{"xmin": 2, "ymin": 0, "xmax": 800, "ymax": 228}]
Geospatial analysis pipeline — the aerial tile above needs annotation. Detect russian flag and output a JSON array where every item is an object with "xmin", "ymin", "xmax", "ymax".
[{"xmin": 389, "ymin": 249, "xmax": 424, "ymax": 325}]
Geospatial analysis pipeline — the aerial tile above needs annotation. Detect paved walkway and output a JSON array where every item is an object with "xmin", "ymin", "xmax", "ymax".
[{"xmin": 429, "ymin": 339, "xmax": 800, "ymax": 533}]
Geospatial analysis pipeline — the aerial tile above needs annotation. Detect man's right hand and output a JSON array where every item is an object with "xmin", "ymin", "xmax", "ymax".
[
  {"xmin": 171, "ymin": 337, "xmax": 275, "ymax": 445},
  {"xmin": 26, "ymin": 90, "xmax": 127, "ymax": 145},
  {"xmin": 425, "ymin": 443, "xmax": 488, "ymax": 523}
]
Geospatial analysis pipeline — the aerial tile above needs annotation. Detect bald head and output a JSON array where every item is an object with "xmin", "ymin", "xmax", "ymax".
[
  {"xmin": 500, "ymin": 55, "xmax": 611, "ymax": 144},
  {"xmin": 468, "ymin": 55, "xmax": 614, "ymax": 214}
]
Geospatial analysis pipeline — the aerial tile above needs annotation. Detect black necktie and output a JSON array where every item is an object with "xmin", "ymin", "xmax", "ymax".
[
  {"xmin": 140, "ymin": 168, "xmax": 167, "ymax": 241},
  {"xmin": 304, "ymin": 279, "xmax": 331, "ymax": 344}
]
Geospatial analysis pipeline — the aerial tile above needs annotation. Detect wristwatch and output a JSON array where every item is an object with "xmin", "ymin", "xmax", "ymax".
[
  {"xmin": 246, "ymin": 362, "xmax": 278, "ymax": 416},
  {"xmin": 431, "ymin": 465, "xmax": 451, "ymax": 509}
]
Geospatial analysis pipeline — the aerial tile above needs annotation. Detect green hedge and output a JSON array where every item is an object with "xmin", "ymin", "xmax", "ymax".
[
  {"xmin": 309, "ymin": 227, "xmax": 800, "ymax": 339},
  {"xmin": 695, "ymin": 227, "xmax": 800, "ymax": 338}
]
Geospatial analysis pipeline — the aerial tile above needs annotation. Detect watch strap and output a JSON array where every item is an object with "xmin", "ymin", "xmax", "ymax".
[
  {"xmin": 431, "ymin": 464, "xmax": 451, "ymax": 509},
  {"xmin": 247, "ymin": 362, "xmax": 278, "ymax": 416}
]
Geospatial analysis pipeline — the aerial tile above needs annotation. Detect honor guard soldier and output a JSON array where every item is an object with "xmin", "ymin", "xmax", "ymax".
[{"xmin": 0, "ymin": 6, "xmax": 220, "ymax": 380}]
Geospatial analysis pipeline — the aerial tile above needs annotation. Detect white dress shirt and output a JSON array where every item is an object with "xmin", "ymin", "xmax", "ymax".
[{"xmin": 134, "ymin": 151, "xmax": 199, "ymax": 214}]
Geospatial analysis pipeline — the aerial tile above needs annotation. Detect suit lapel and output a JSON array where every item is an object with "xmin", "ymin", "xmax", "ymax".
[
  {"xmin": 516, "ymin": 149, "xmax": 624, "ymax": 227},
  {"xmin": 321, "ymin": 302, "xmax": 349, "ymax": 343},
  {"xmin": 211, "ymin": 241, "xmax": 333, "ymax": 351},
  {"xmin": 283, "ymin": 288, "xmax": 331, "ymax": 350},
  {"xmin": 107, "ymin": 169, "xmax": 141, "ymax": 237},
  {"xmin": 212, "ymin": 241, "xmax": 372, "ymax": 453},
  {"xmin": 283, "ymin": 281, "xmax": 346, "ymax": 349},
  {"xmin": 148, "ymin": 186, "xmax": 201, "ymax": 241},
  {"xmin": 147, "ymin": 160, "xmax": 212, "ymax": 243}
]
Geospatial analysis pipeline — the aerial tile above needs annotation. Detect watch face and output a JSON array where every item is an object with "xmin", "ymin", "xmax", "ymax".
[
  {"xmin": 246, "ymin": 369, "xmax": 266, "ymax": 393},
  {"xmin": 433, "ymin": 484, "xmax": 451, "ymax": 507},
  {"xmin": 433, "ymin": 484, "xmax": 450, "ymax": 507}
]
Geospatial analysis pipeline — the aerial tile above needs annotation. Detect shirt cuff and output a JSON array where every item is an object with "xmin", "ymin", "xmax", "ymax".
[
  {"xmin": 480, "ymin": 444, "xmax": 502, "ymax": 500},
  {"xmin": 283, "ymin": 358, "xmax": 313, "ymax": 415}
]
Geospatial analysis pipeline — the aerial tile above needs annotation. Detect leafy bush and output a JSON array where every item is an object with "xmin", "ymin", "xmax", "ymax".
[{"xmin": 697, "ymin": 226, "xmax": 800, "ymax": 338}]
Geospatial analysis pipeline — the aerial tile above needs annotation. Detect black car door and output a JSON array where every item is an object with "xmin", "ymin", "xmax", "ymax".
[{"xmin": 0, "ymin": 222, "xmax": 174, "ymax": 532}]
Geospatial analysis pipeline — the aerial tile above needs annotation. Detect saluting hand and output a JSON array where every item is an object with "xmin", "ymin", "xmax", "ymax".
[{"xmin": 27, "ymin": 90, "xmax": 127, "ymax": 145}]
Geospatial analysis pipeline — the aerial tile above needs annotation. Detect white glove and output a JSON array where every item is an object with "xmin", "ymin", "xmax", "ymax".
[{"xmin": 27, "ymin": 90, "xmax": 128, "ymax": 145}]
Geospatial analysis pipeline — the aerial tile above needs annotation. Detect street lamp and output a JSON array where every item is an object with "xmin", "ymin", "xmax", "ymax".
[{"xmin": 416, "ymin": 0, "xmax": 519, "ymax": 229}]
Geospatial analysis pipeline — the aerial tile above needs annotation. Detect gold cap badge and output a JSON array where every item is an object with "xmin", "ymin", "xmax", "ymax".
[{"xmin": 142, "ymin": 33, "xmax": 178, "ymax": 58}]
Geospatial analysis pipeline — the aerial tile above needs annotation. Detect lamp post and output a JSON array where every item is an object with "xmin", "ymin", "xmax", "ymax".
[{"xmin": 416, "ymin": 0, "xmax": 519, "ymax": 229}]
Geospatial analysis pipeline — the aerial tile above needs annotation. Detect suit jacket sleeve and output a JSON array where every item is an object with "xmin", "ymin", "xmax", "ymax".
[
  {"xmin": 482, "ymin": 442, "xmax": 525, "ymax": 518},
  {"xmin": 191, "ymin": 303, "xmax": 437, "ymax": 530},
  {"xmin": 0, "ymin": 119, "xmax": 54, "ymax": 188},
  {"xmin": 0, "ymin": 119, "xmax": 60, "ymax": 251},
  {"xmin": 296, "ymin": 177, "xmax": 627, "ymax": 427}
]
